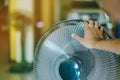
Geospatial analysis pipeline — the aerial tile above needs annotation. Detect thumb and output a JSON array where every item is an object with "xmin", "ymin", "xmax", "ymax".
[{"xmin": 71, "ymin": 34, "xmax": 83, "ymax": 42}]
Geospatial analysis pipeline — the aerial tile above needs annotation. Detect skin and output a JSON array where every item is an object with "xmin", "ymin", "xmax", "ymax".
[
  {"xmin": 71, "ymin": 0, "xmax": 120, "ymax": 54},
  {"xmin": 98, "ymin": 0, "xmax": 120, "ymax": 21},
  {"xmin": 71, "ymin": 20, "xmax": 120, "ymax": 54}
]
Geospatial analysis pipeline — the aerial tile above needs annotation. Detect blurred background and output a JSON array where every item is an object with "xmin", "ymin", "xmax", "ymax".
[{"xmin": 0, "ymin": 0, "xmax": 119, "ymax": 80}]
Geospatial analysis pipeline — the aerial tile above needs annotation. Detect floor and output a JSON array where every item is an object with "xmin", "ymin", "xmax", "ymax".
[{"xmin": 0, "ymin": 63, "xmax": 35, "ymax": 80}]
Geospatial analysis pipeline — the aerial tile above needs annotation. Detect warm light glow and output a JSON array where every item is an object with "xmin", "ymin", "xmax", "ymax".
[
  {"xmin": 9, "ymin": 0, "xmax": 34, "ymax": 62},
  {"xmin": 16, "ymin": 31, "xmax": 22, "ymax": 63},
  {"xmin": 15, "ymin": 0, "xmax": 33, "ymax": 14},
  {"xmin": 40, "ymin": 0, "xmax": 55, "ymax": 34},
  {"xmin": 9, "ymin": 0, "xmax": 16, "ymax": 61},
  {"xmin": 25, "ymin": 26, "xmax": 34, "ymax": 63}
]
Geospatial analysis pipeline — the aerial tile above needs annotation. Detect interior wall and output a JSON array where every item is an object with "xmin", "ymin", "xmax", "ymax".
[{"xmin": 0, "ymin": 1, "xmax": 9, "ymax": 63}]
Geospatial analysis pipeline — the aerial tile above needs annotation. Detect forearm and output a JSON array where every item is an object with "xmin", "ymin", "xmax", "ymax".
[{"xmin": 93, "ymin": 39, "xmax": 120, "ymax": 54}]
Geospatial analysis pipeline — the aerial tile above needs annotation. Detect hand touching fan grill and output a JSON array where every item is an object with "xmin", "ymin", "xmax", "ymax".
[{"xmin": 34, "ymin": 20, "xmax": 120, "ymax": 80}]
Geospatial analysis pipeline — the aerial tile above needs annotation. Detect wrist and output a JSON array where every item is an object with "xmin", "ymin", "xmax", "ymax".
[{"xmin": 92, "ymin": 40, "xmax": 101, "ymax": 49}]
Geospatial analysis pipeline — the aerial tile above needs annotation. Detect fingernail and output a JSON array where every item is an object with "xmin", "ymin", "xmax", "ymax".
[{"xmin": 71, "ymin": 34, "xmax": 75, "ymax": 38}]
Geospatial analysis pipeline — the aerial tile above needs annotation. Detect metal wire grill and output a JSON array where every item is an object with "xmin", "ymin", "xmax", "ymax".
[{"xmin": 34, "ymin": 19, "xmax": 120, "ymax": 80}]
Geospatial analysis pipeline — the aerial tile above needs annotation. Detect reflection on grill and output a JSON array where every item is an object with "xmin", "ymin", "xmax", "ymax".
[{"xmin": 34, "ymin": 20, "xmax": 120, "ymax": 80}]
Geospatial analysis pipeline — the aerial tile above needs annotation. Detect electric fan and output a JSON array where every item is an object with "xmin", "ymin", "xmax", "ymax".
[{"xmin": 34, "ymin": 19, "xmax": 120, "ymax": 80}]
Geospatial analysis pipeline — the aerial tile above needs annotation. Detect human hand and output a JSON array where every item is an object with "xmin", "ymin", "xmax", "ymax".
[{"xmin": 71, "ymin": 20, "xmax": 104, "ymax": 49}]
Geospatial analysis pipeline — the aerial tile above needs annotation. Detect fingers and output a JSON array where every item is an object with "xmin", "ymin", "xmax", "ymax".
[
  {"xmin": 100, "ymin": 26, "xmax": 104, "ymax": 33},
  {"xmin": 99, "ymin": 26, "xmax": 104, "ymax": 39},
  {"xmin": 88, "ymin": 20, "xmax": 94, "ymax": 27},
  {"xmin": 83, "ymin": 20, "xmax": 104, "ymax": 39},
  {"xmin": 71, "ymin": 34, "xmax": 83, "ymax": 42},
  {"xmin": 84, "ymin": 20, "xmax": 102, "ymax": 31},
  {"xmin": 96, "ymin": 26, "xmax": 104, "ymax": 39},
  {"xmin": 71, "ymin": 20, "xmax": 104, "ymax": 49},
  {"xmin": 84, "ymin": 20, "xmax": 98, "ymax": 27},
  {"xmin": 95, "ymin": 21, "xmax": 99, "ymax": 28},
  {"xmin": 84, "ymin": 20, "xmax": 89, "ymax": 29},
  {"xmin": 84, "ymin": 20, "xmax": 94, "ymax": 28}
]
